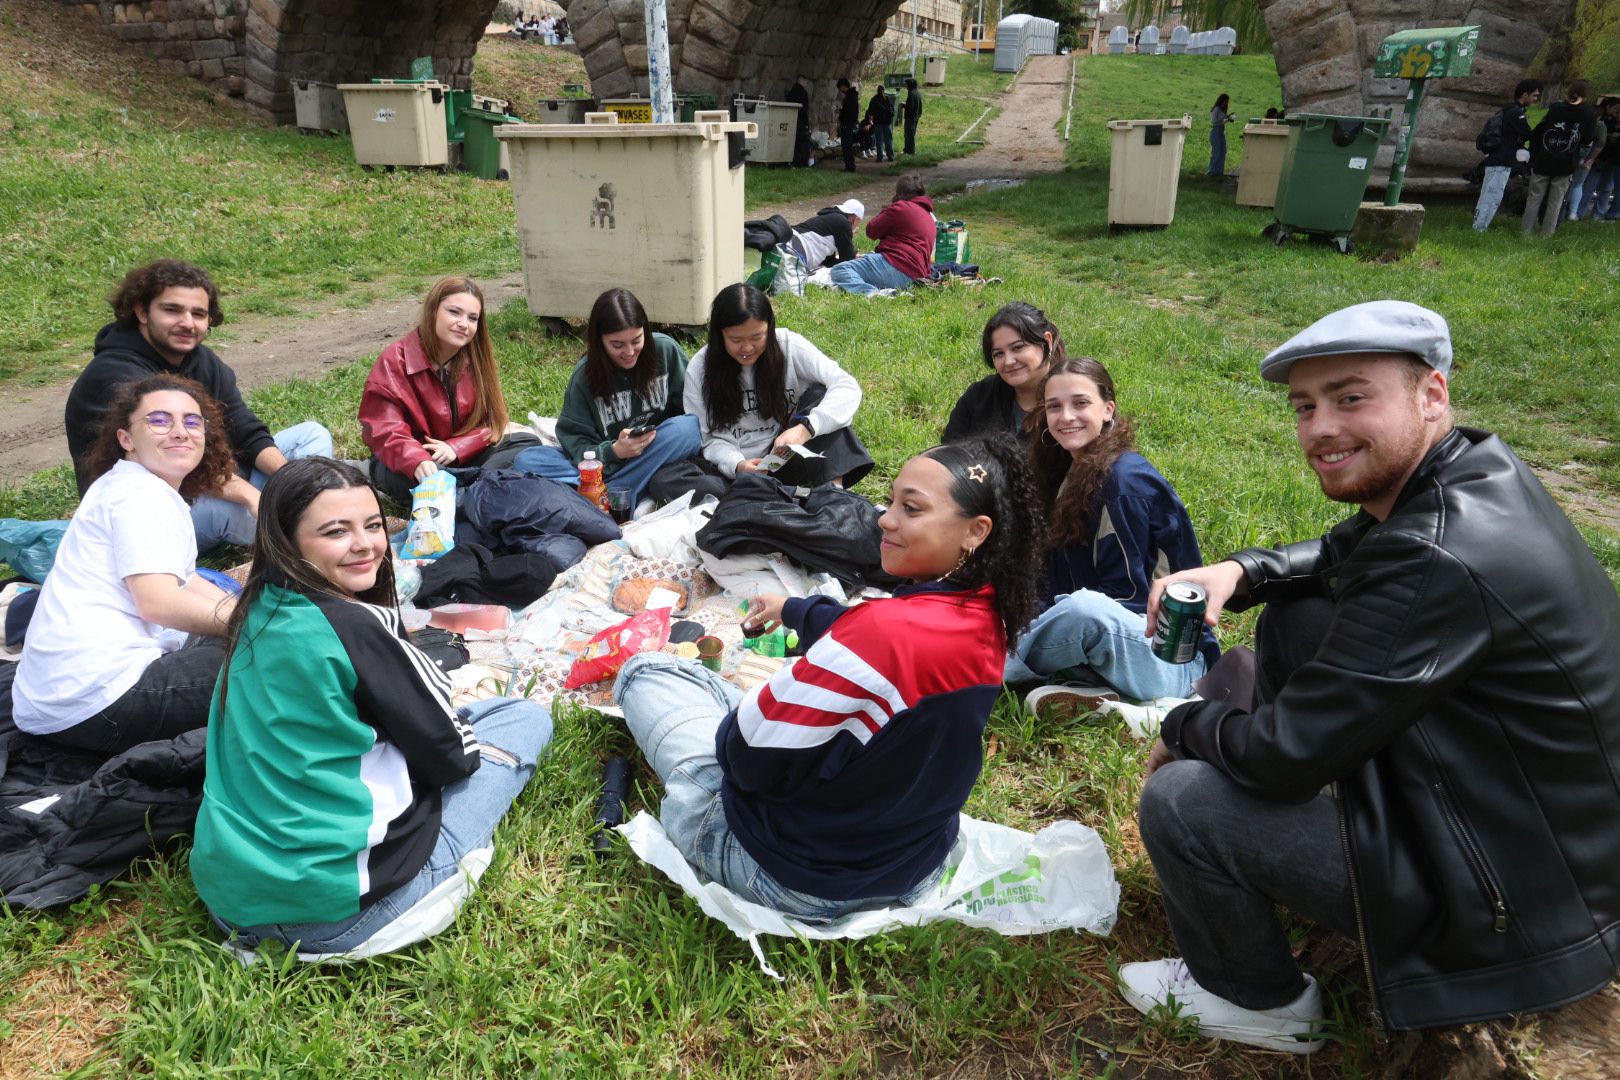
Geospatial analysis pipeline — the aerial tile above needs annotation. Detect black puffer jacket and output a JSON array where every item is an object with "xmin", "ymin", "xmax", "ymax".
[{"xmin": 1162, "ymin": 428, "xmax": 1620, "ymax": 1030}]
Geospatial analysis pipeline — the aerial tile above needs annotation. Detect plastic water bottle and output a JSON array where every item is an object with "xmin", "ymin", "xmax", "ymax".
[{"xmin": 578, "ymin": 451, "xmax": 608, "ymax": 511}]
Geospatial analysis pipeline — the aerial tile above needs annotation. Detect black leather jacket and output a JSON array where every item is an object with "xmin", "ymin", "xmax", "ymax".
[{"xmin": 1163, "ymin": 428, "xmax": 1620, "ymax": 1030}]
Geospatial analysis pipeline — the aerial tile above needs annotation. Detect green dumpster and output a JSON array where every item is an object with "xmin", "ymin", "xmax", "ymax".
[
  {"xmin": 675, "ymin": 93, "xmax": 718, "ymax": 122},
  {"xmin": 462, "ymin": 104, "xmax": 519, "ymax": 178},
  {"xmin": 1267, "ymin": 113, "xmax": 1391, "ymax": 253},
  {"xmin": 884, "ymin": 72, "xmax": 908, "ymax": 90}
]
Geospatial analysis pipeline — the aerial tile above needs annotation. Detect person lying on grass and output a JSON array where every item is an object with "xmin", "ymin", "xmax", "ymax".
[
  {"xmin": 1009, "ymin": 357, "xmax": 1218, "ymax": 722},
  {"xmin": 612, "ymin": 435, "xmax": 1043, "ymax": 920},
  {"xmin": 512, "ymin": 286, "xmax": 702, "ymax": 510},
  {"xmin": 359, "ymin": 276, "xmax": 539, "ymax": 507},
  {"xmin": 191, "ymin": 457, "xmax": 551, "ymax": 961},
  {"xmin": 13, "ymin": 374, "xmax": 236, "ymax": 754},
  {"xmin": 942, "ymin": 301, "xmax": 1064, "ymax": 444}
]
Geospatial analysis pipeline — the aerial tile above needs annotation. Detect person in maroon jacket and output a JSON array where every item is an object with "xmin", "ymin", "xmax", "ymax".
[
  {"xmin": 358, "ymin": 276, "xmax": 538, "ymax": 505},
  {"xmin": 829, "ymin": 174, "xmax": 935, "ymax": 297}
]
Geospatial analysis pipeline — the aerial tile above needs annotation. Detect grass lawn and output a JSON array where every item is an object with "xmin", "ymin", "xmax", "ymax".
[{"xmin": 3, "ymin": 31, "xmax": 1619, "ymax": 1080}]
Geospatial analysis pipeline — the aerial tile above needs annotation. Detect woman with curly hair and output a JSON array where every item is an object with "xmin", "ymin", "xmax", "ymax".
[
  {"xmin": 1011, "ymin": 357, "xmax": 1219, "ymax": 718},
  {"xmin": 614, "ymin": 435, "xmax": 1043, "ymax": 918},
  {"xmin": 359, "ymin": 277, "xmax": 537, "ymax": 505},
  {"xmin": 13, "ymin": 374, "xmax": 238, "ymax": 752}
]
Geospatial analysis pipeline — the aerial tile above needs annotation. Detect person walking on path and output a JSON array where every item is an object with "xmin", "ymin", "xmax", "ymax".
[
  {"xmin": 1522, "ymin": 79, "xmax": 1596, "ymax": 237},
  {"xmin": 902, "ymin": 77, "xmax": 924, "ymax": 156},
  {"xmin": 1208, "ymin": 93, "xmax": 1236, "ymax": 177},
  {"xmin": 1471, "ymin": 79, "xmax": 1541, "ymax": 231}
]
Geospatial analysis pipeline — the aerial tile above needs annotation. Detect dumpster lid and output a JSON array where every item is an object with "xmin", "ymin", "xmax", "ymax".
[
  {"xmin": 1106, "ymin": 115, "xmax": 1192, "ymax": 130},
  {"xmin": 338, "ymin": 81, "xmax": 446, "ymax": 91},
  {"xmin": 495, "ymin": 120, "xmax": 758, "ymax": 141}
]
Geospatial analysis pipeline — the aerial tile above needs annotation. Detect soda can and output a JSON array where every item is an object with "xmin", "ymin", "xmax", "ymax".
[{"xmin": 1153, "ymin": 582, "xmax": 1207, "ymax": 664}]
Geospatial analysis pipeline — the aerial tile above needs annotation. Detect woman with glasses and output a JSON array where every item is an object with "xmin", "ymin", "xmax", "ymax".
[{"xmin": 12, "ymin": 374, "xmax": 239, "ymax": 753}]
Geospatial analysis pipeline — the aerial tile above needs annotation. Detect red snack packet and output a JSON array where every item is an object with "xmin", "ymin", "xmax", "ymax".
[{"xmin": 563, "ymin": 607, "xmax": 673, "ymax": 689}]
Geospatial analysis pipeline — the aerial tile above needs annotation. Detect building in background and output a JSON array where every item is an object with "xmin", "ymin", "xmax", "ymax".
[{"xmin": 880, "ymin": 0, "xmax": 968, "ymax": 60}]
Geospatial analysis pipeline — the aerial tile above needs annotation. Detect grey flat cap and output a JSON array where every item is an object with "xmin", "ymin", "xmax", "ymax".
[{"xmin": 1261, "ymin": 300, "xmax": 1452, "ymax": 383}]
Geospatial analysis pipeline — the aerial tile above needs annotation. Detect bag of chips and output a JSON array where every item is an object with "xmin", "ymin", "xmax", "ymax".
[
  {"xmin": 564, "ymin": 607, "xmax": 672, "ymax": 689},
  {"xmin": 400, "ymin": 470, "xmax": 456, "ymax": 560}
]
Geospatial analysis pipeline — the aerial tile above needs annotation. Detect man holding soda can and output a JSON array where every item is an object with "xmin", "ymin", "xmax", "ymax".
[{"xmin": 1118, "ymin": 300, "xmax": 1620, "ymax": 1052}]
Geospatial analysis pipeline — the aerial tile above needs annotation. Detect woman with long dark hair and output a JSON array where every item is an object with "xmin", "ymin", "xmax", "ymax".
[
  {"xmin": 1208, "ymin": 93, "xmax": 1235, "ymax": 178},
  {"xmin": 942, "ymin": 301, "xmax": 1064, "ymax": 443},
  {"xmin": 1011, "ymin": 357, "xmax": 1218, "ymax": 719},
  {"xmin": 191, "ymin": 457, "xmax": 551, "ymax": 960},
  {"xmin": 13, "ymin": 374, "xmax": 237, "ymax": 752},
  {"xmin": 663, "ymin": 283, "xmax": 872, "ymax": 500},
  {"xmin": 615, "ymin": 435, "xmax": 1043, "ymax": 918},
  {"xmin": 359, "ymin": 276, "xmax": 537, "ymax": 505},
  {"xmin": 513, "ymin": 287, "xmax": 701, "ymax": 507}
]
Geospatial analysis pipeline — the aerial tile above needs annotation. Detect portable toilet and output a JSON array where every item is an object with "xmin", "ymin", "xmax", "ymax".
[
  {"xmin": 1213, "ymin": 27, "xmax": 1237, "ymax": 55},
  {"xmin": 1108, "ymin": 25, "xmax": 1129, "ymax": 54},
  {"xmin": 1192, "ymin": 31, "xmax": 1211, "ymax": 55},
  {"xmin": 1168, "ymin": 25, "xmax": 1190, "ymax": 54},
  {"xmin": 1140, "ymin": 25, "xmax": 1161, "ymax": 54}
]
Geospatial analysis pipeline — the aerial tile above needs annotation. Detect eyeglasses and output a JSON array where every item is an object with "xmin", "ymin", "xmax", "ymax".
[{"xmin": 141, "ymin": 411, "xmax": 206, "ymax": 435}]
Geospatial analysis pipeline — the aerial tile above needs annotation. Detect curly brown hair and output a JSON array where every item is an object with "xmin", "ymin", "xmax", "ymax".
[
  {"xmin": 108, "ymin": 260, "xmax": 224, "ymax": 329},
  {"xmin": 81, "ymin": 374, "xmax": 238, "ymax": 502},
  {"xmin": 1029, "ymin": 357, "xmax": 1137, "ymax": 549}
]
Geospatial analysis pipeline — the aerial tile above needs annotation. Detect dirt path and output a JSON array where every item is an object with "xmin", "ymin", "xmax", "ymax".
[{"xmin": 0, "ymin": 55, "xmax": 1072, "ymax": 481}]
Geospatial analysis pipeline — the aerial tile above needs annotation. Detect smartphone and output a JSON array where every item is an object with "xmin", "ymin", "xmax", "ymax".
[{"xmin": 628, "ymin": 425, "xmax": 654, "ymax": 437}]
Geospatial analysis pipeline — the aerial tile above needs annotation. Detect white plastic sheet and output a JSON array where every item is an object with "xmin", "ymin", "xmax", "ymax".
[{"xmin": 618, "ymin": 811, "xmax": 1119, "ymax": 977}]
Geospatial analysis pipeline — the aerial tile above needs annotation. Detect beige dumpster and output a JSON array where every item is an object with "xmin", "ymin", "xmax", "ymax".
[
  {"xmin": 1235, "ymin": 118, "xmax": 1289, "ymax": 209},
  {"xmin": 924, "ymin": 55, "xmax": 947, "ymax": 85},
  {"xmin": 337, "ymin": 82, "xmax": 449, "ymax": 167},
  {"xmin": 496, "ymin": 113, "xmax": 758, "ymax": 325},
  {"xmin": 1106, "ymin": 116, "xmax": 1191, "ymax": 227},
  {"xmin": 731, "ymin": 98, "xmax": 801, "ymax": 164}
]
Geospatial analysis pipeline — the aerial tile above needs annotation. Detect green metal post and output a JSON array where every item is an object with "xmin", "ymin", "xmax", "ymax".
[{"xmin": 1385, "ymin": 77, "xmax": 1427, "ymax": 206}]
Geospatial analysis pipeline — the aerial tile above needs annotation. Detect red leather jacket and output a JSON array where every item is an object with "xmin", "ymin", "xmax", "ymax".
[{"xmin": 359, "ymin": 330, "xmax": 495, "ymax": 475}]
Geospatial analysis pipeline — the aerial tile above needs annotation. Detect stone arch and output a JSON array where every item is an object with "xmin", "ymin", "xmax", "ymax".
[
  {"xmin": 242, "ymin": 0, "xmax": 500, "ymax": 120},
  {"xmin": 565, "ymin": 0, "xmax": 907, "ymax": 127}
]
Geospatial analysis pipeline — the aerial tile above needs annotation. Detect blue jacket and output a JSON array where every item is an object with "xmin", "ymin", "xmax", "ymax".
[{"xmin": 1047, "ymin": 451, "xmax": 1219, "ymax": 667}]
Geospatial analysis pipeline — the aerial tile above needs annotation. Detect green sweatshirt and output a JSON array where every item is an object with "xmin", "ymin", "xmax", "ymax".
[{"xmin": 555, "ymin": 332, "xmax": 688, "ymax": 477}]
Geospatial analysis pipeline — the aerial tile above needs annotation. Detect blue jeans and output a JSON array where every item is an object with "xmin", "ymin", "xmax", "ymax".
[
  {"xmin": 1472, "ymin": 165, "xmax": 1512, "ymax": 231},
  {"xmin": 828, "ymin": 252, "xmax": 916, "ymax": 297},
  {"xmin": 1004, "ymin": 589, "xmax": 1207, "ymax": 701},
  {"xmin": 1581, "ymin": 161, "xmax": 1619, "ymax": 219},
  {"xmin": 872, "ymin": 123, "xmax": 894, "ymax": 161},
  {"xmin": 217, "ymin": 696, "xmax": 552, "ymax": 954},
  {"xmin": 613, "ymin": 653, "xmax": 937, "ymax": 921},
  {"xmin": 1208, "ymin": 127, "xmax": 1228, "ymax": 176},
  {"xmin": 193, "ymin": 421, "xmax": 334, "ymax": 549},
  {"xmin": 511, "ymin": 414, "xmax": 701, "ymax": 507}
]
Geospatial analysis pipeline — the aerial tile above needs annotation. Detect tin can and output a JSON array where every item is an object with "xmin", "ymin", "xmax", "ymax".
[{"xmin": 1152, "ymin": 582, "xmax": 1207, "ymax": 664}]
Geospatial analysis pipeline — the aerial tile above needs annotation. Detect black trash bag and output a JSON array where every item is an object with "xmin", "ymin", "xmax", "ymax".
[{"xmin": 695, "ymin": 473, "xmax": 902, "ymax": 590}]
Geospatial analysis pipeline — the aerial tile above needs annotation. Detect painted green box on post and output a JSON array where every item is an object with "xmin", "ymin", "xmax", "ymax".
[{"xmin": 1373, "ymin": 27, "xmax": 1479, "ymax": 80}]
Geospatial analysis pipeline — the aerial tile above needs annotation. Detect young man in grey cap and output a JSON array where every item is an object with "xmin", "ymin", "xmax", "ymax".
[{"xmin": 1118, "ymin": 299, "xmax": 1620, "ymax": 1052}]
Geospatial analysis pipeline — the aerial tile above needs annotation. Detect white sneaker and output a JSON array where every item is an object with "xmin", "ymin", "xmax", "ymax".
[
  {"xmin": 1095, "ymin": 694, "xmax": 1199, "ymax": 739},
  {"xmin": 1023, "ymin": 683, "xmax": 1120, "ymax": 723},
  {"xmin": 1119, "ymin": 959, "xmax": 1326, "ymax": 1054}
]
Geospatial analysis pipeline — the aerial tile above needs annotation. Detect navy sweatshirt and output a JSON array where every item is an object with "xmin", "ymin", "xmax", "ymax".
[{"xmin": 715, "ymin": 583, "xmax": 1004, "ymax": 901}]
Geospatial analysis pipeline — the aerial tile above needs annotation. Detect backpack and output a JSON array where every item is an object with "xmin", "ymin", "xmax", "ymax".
[{"xmin": 1475, "ymin": 108, "xmax": 1506, "ymax": 154}]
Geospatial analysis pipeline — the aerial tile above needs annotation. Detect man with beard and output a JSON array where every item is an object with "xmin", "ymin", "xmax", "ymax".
[{"xmin": 1117, "ymin": 301, "xmax": 1620, "ymax": 1052}]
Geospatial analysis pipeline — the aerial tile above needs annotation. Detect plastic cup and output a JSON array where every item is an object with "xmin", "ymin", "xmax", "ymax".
[{"xmin": 607, "ymin": 488, "xmax": 633, "ymax": 524}]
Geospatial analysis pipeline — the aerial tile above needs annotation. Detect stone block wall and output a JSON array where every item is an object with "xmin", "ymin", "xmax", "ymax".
[
  {"xmin": 64, "ymin": 0, "xmax": 248, "ymax": 96},
  {"xmin": 1258, "ymin": 0, "xmax": 1579, "ymax": 188}
]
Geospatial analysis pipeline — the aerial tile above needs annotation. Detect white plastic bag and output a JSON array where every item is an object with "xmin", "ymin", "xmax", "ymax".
[{"xmin": 618, "ymin": 812, "xmax": 1119, "ymax": 978}]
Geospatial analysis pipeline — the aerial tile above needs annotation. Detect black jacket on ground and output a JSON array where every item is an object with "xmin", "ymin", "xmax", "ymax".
[
  {"xmin": 941, "ymin": 374, "xmax": 1021, "ymax": 443},
  {"xmin": 1481, "ymin": 101, "xmax": 1535, "ymax": 168},
  {"xmin": 696, "ymin": 473, "xmax": 900, "ymax": 590},
  {"xmin": 1161, "ymin": 428, "xmax": 1620, "ymax": 1030},
  {"xmin": 65, "ymin": 322, "xmax": 274, "ymax": 494},
  {"xmin": 793, "ymin": 208, "xmax": 858, "ymax": 264},
  {"xmin": 452, "ymin": 468, "xmax": 621, "ymax": 575}
]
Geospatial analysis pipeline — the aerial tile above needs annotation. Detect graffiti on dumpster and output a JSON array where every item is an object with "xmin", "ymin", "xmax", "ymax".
[{"xmin": 590, "ymin": 182, "xmax": 617, "ymax": 230}]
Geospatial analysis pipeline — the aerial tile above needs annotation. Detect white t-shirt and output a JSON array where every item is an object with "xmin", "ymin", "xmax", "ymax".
[{"xmin": 13, "ymin": 459, "xmax": 198, "ymax": 734}]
